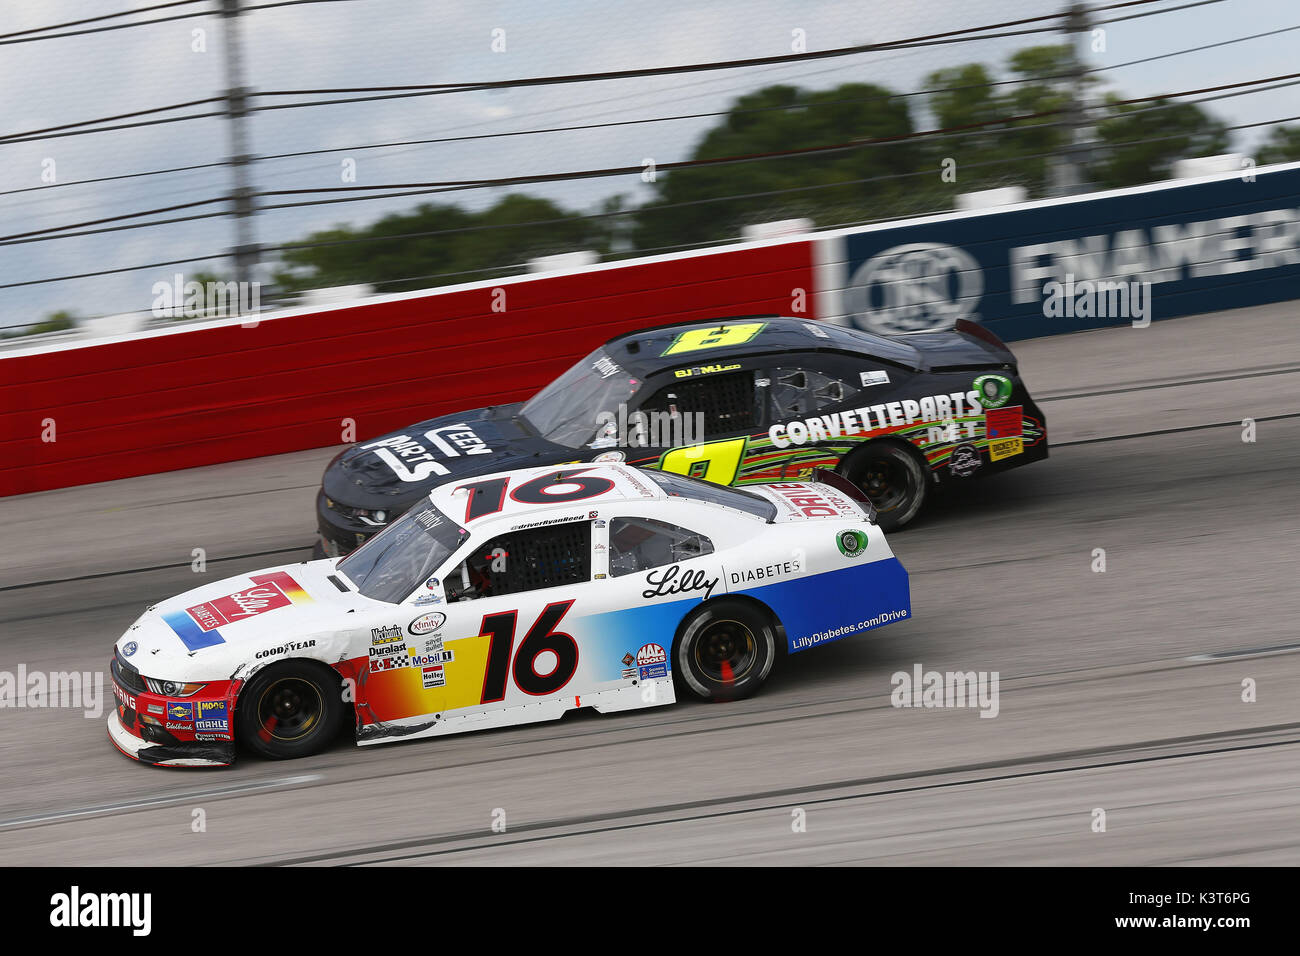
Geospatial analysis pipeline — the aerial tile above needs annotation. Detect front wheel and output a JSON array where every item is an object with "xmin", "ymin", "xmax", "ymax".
[
  {"xmin": 236, "ymin": 660, "xmax": 344, "ymax": 759},
  {"xmin": 839, "ymin": 442, "xmax": 928, "ymax": 531},
  {"xmin": 675, "ymin": 599, "xmax": 778, "ymax": 702}
]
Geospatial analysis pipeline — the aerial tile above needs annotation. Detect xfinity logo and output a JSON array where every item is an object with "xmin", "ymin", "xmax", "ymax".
[
  {"xmin": 50, "ymin": 886, "xmax": 151, "ymax": 936},
  {"xmin": 846, "ymin": 242, "xmax": 983, "ymax": 333}
]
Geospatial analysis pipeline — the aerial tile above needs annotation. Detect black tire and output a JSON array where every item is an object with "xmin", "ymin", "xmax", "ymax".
[
  {"xmin": 674, "ymin": 599, "xmax": 778, "ymax": 702},
  {"xmin": 235, "ymin": 660, "xmax": 344, "ymax": 759},
  {"xmin": 839, "ymin": 441, "xmax": 928, "ymax": 531}
]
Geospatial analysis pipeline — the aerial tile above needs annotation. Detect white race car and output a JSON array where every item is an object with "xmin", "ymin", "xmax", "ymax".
[{"xmin": 108, "ymin": 464, "xmax": 911, "ymax": 766}]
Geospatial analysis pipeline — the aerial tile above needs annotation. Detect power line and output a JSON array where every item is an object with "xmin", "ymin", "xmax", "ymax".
[
  {"xmin": 271, "ymin": 110, "xmax": 1299, "ymax": 256},
  {"xmin": 0, "ymin": 97, "xmax": 224, "ymax": 142},
  {"xmin": 0, "ymin": 0, "xmax": 207, "ymax": 40},
  {"xmin": 0, "ymin": 130, "xmax": 1280, "ymax": 295},
  {"xmin": 253, "ymin": 11, "xmax": 1080, "ymax": 97},
  {"xmin": 7, "ymin": 16, "xmax": 1291, "ymax": 201},
  {"xmin": 244, "ymin": 0, "xmax": 366, "ymax": 8},
  {"xmin": 233, "ymin": 22, "xmax": 1300, "ymax": 164},
  {"xmin": 0, "ymin": 253, "xmax": 230, "ymax": 291},
  {"xmin": 0, "ymin": 161, "xmax": 226, "ymax": 199},
  {"xmin": 0, "ymin": 0, "xmax": 1224, "ymax": 147},
  {"xmin": 0, "ymin": 198, "xmax": 230, "ymax": 244},
  {"xmin": 0, "ymin": 110, "xmax": 226, "ymax": 146},
  {"xmin": 0, "ymin": 14, "xmax": 1065, "ymax": 143},
  {"xmin": 248, "ymin": 72, "xmax": 1300, "ymax": 206},
  {"xmin": 0, "ymin": 0, "xmax": 364, "ymax": 47},
  {"xmin": 252, "ymin": 0, "xmax": 1211, "ymax": 102},
  {"xmin": 5, "ymin": 102, "xmax": 1293, "ymax": 269},
  {"xmin": 1097, "ymin": 0, "xmax": 1227, "ymax": 24},
  {"xmin": 0, "ymin": 5, "xmax": 217, "ymax": 47},
  {"xmin": 4, "ymin": 70, "xmax": 1293, "ymax": 247}
]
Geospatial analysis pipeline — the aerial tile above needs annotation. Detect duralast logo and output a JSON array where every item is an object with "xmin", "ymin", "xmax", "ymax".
[{"xmin": 49, "ymin": 886, "xmax": 151, "ymax": 936}]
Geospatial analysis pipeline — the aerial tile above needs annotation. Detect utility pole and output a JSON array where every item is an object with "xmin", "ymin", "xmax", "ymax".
[
  {"xmin": 1050, "ymin": 2, "xmax": 1093, "ymax": 197},
  {"xmin": 220, "ymin": 0, "xmax": 258, "ymax": 296}
]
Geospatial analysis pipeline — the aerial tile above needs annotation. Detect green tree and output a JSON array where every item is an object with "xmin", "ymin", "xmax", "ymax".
[
  {"xmin": 1089, "ymin": 98, "xmax": 1230, "ymax": 188},
  {"xmin": 20, "ymin": 309, "xmax": 77, "ymax": 336},
  {"xmin": 631, "ymin": 82, "xmax": 920, "ymax": 250},
  {"xmin": 1256, "ymin": 125, "xmax": 1300, "ymax": 164},
  {"xmin": 273, "ymin": 194, "xmax": 613, "ymax": 294},
  {"xmin": 266, "ymin": 43, "xmax": 1250, "ymax": 291},
  {"xmin": 922, "ymin": 45, "xmax": 1095, "ymax": 197}
]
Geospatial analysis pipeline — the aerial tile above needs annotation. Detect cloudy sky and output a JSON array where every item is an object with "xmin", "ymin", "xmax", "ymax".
[{"xmin": 1, "ymin": 0, "xmax": 1295, "ymax": 328}]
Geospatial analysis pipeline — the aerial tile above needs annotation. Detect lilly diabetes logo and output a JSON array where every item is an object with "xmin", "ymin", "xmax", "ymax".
[{"xmin": 844, "ymin": 241, "xmax": 983, "ymax": 333}]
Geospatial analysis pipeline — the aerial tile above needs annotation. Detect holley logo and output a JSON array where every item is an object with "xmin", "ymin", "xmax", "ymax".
[{"xmin": 185, "ymin": 572, "xmax": 305, "ymax": 631}]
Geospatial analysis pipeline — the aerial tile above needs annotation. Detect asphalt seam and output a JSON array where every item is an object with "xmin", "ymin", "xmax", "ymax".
[{"xmin": 262, "ymin": 730, "xmax": 1300, "ymax": 866}]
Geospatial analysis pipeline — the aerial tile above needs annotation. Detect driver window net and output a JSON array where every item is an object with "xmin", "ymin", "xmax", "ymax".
[
  {"xmin": 642, "ymin": 371, "xmax": 757, "ymax": 434},
  {"xmin": 452, "ymin": 522, "xmax": 591, "ymax": 600}
]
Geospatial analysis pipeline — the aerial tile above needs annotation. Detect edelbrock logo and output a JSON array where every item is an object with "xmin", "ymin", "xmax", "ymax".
[{"xmin": 845, "ymin": 242, "xmax": 983, "ymax": 333}]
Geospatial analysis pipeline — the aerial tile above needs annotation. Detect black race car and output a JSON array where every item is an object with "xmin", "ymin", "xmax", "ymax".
[{"xmin": 315, "ymin": 315, "xmax": 1046, "ymax": 556}]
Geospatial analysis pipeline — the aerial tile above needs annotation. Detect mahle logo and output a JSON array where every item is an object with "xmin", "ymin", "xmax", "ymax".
[{"xmin": 836, "ymin": 529, "xmax": 868, "ymax": 557}]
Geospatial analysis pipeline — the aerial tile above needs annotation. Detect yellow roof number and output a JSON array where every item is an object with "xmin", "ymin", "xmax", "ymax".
[{"xmin": 660, "ymin": 322, "xmax": 767, "ymax": 357}]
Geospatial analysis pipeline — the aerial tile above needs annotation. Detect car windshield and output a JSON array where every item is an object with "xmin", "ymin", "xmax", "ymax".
[
  {"xmin": 520, "ymin": 346, "xmax": 641, "ymax": 448},
  {"xmin": 337, "ymin": 502, "xmax": 467, "ymax": 603},
  {"xmin": 642, "ymin": 469, "xmax": 776, "ymax": 521}
]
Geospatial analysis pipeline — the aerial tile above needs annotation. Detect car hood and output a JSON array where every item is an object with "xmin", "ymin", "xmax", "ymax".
[
  {"xmin": 322, "ymin": 402, "xmax": 576, "ymax": 507},
  {"xmin": 115, "ymin": 559, "xmax": 368, "ymax": 682}
]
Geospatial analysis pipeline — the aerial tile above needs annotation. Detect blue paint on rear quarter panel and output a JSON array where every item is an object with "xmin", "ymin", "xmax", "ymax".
[{"xmin": 732, "ymin": 558, "xmax": 911, "ymax": 652}]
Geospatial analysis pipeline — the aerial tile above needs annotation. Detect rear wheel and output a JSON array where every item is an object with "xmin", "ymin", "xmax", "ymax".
[
  {"xmin": 675, "ymin": 599, "xmax": 777, "ymax": 702},
  {"xmin": 235, "ymin": 660, "xmax": 344, "ymax": 759},
  {"xmin": 839, "ymin": 442, "xmax": 928, "ymax": 531}
]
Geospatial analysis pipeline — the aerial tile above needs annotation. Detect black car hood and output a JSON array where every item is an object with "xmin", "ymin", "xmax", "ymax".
[{"xmin": 323, "ymin": 403, "xmax": 574, "ymax": 507}]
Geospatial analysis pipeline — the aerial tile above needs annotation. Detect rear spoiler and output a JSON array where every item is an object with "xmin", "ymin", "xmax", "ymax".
[
  {"xmin": 954, "ymin": 318, "xmax": 1011, "ymax": 352},
  {"xmin": 810, "ymin": 469, "xmax": 878, "ymax": 524}
]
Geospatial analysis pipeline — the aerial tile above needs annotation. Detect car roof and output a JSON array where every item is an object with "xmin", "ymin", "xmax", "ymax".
[
  {"xmin": 602, "ymin": 315, "xmax": 920, "ymax": 374},
  {"xmin": 425, "ymin": 463, "xmax": 666, "ymax": 528}
]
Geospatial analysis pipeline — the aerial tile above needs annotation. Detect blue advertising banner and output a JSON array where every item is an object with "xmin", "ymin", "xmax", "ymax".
[{"xmin": 834, "ymin": 163, "xmax": 1300, "ymax": 341}]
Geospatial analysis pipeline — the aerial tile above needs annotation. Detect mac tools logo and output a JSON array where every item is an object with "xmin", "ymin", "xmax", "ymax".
[{"xmin": 845, "ymin": 242, "xmax": 983, "ymax": 333}]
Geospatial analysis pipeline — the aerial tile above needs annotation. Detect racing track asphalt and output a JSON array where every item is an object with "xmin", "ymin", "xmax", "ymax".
[{"xmin": 0, "ymin": 302, "xmax": 1297, "ymax": 865}]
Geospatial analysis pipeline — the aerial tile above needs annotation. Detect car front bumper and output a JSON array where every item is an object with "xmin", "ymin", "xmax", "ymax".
[
  {"xmin": 316, "ymin": 490, "xmax": 388, "ymax": 557},
  {"xmin": 109, "ymin": 651, "xmax": 237, "ymax": 767},
  {"xmin": 107, "ymin": 709, "xmax": 234, "ymax": 767}
]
